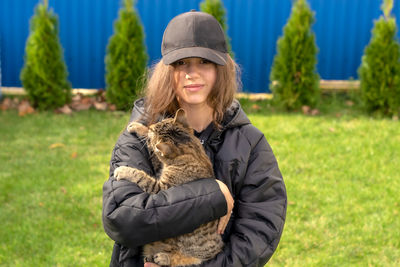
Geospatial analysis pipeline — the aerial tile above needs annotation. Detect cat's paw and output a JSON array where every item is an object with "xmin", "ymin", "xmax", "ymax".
[
  {"xmin": 143, "ymin": 255, "xmax": 154, "ymax": 263},
  {"xmin": 153, "ymin": 252, "xmax": 170, "ymax": 266},
  {"xmin": 127, "ymin": 122, "xmax": 148, "ymax": 136},
  {"xmin": 127, "ymin": 122, "xmax": 143, "ymax": 133},
  {"xmin": 113, "ymin": 166, "xmax": 131, "ymax": 180}
]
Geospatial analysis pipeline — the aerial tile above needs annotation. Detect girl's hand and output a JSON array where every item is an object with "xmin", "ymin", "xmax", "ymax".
[
  {"xmin": 215, "ymin": 180, "xmax": 234, "ymax": 234},
  {"xmin": 144, "ymin": 263, "xmax": 160, "ymax": 267}
]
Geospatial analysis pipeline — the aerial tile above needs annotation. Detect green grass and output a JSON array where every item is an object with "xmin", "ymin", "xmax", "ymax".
[
  {"xmin": 0, "ymin": 110, "xmax": 126, "ymax": 266},
  {"xmin": 1, "ymin": 97, "xmax": 399, "ymax": 266}
]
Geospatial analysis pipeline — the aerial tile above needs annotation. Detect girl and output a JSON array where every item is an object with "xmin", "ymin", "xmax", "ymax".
[{"xmin": 102, "ymin": 10, "xmax": 287, "ymax": 267}]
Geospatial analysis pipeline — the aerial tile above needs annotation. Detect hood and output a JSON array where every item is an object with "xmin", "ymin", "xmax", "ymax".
[
  {"xmin": 129, "ymin": 98, "xmax": 147, "ymax": 124},
  {"xmin": 221, "ymin": 99, "xmax": 251, "ymax": 130}
]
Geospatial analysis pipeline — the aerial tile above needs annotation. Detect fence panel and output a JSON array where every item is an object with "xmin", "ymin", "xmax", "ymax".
[{"xmin": 1, "ymin": 0, "xmax": 399, "ymax": 93}]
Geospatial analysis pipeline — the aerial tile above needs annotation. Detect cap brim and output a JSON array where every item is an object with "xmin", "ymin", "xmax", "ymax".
[{"xmin": 162, "ymin": 47, "xmax": 227, "ymax": 65}]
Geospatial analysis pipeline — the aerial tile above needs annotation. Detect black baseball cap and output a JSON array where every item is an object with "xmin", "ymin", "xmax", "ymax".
[{"xmin": 161, "ymin": 10, "xmax": 228, "ymax": 65}]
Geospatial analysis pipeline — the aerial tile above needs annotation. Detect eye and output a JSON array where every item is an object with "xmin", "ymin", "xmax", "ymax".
[
  {"xmin": 174, "ymin": 60, "xmax": 186, "ymax": 66},
  {"xmin": 200, "ymin": 59, "xmax": 212, "ymax": 64}
]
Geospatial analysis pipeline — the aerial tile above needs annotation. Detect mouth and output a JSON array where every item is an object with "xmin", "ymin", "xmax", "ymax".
[{"xmin": 184, "ymin": 84, "xmax": 204, "ymax": 92}]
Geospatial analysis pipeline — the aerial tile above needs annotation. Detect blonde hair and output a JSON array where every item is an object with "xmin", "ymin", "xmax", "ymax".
[{"xmin": 143, "ymin": 55, "xmax": 240, "ymax": 127}]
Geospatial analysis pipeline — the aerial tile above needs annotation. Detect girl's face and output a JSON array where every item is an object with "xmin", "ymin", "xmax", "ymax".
[{"xmin": 173, "ymin": 57, "xmax": 217, "ymax": 109}]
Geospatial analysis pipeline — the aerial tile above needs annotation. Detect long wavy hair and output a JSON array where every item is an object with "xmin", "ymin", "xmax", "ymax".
[{"xmin": 142, "ymin": 55, "xmax": 240, "ymax": 127}]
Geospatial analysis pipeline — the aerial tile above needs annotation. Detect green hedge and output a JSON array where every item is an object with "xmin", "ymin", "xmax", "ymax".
[
  {"xmin": 358, "ymin": 0, "xmax": 400, "ymax": 116},
  {"xmin": 270, "ymin": 0, "xmax": 319, "ymax": 110},
  {"xmin": 20, "ymin": 1, "xmax": 71, "ymax": 110},
  {"xmin": 105, "ymin": 0, "xmax": 148, "ymax": 111}
]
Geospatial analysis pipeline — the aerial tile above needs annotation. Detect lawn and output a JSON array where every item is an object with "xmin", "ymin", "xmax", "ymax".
[{"xmin": 0, "ymin": 97, "xmax": 399, "ymax": 266}]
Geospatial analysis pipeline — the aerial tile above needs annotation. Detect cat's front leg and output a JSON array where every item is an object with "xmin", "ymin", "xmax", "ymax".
[
  {"xmin": 114, "ymin": 166, "xmax": 137, "ymax": 182},
  {"xmin": 114, "ymin": 166, "xmax": 164, "ymax": 193}
]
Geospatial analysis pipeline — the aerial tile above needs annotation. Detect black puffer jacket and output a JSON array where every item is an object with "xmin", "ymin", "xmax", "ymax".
[{"xmin": 102, "ymin": 99, "xmax": 287, "ymax": 267}]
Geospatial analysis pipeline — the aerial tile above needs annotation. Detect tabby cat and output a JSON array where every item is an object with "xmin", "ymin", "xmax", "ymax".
[{"xmin": 113, "ymin": 109, "xmax": 224, "ymax": 267}]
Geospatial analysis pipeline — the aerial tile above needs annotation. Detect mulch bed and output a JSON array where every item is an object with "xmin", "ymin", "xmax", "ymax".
[{"xmin": 0, "ymin": 90, "xmax": 116, "ymax": 116}]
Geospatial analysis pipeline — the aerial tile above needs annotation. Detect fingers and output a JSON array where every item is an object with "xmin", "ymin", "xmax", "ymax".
[
  {"xmin": 144, "ymin": 263, "xmax": 160, "ymax": 267},
  {"xmin": 217, "ymin": 212, "xmax": 231, "ymax": 234},
  {"xmin": 215, "ymin": 180, "xmax": 234, "ymax": 213},
  {"xmin": 215, "ymin": 180, "xmax": 234, "ymax": 234}
]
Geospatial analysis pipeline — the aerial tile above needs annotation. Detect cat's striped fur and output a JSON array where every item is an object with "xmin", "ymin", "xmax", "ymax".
[{"xmin": 113, "ymin": 109, "xmax": 223, "ymax": 266}]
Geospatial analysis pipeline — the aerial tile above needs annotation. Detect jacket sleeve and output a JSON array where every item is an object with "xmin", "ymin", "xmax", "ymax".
[
  {"xmin": 102, "ymin": 130, "xmax": 227, "ymax": 249},
  {"xmin": 202, "ymin": 130, "xmax": 287, "ymax": 267}
]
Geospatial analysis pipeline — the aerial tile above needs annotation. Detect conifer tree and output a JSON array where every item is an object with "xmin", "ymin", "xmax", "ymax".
[
  {"xmin": 200, "ymin": 0, "xmax": 234, "ymax": 57},
  {"xmin": 20, "ymin": 0, "xmax": 71, "ymax": 110},
  {"xmin": 105, "ymin": 0, "xmax": 148, "ymax": 110},
  {"xmin": 358, "ymin": 0, "xmax": 400, "ymax": 116},
  {"xmin": 270, "ymin": 0, "xmax": 319, "ymax": 110}
]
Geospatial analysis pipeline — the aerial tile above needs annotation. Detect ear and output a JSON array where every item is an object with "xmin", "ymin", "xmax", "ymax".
[
  {"xmin": 173, "ymin": 108, "xmax": 189, "ymax": 128},
  {"xmin": 155, "ymin": 143, "xmax": 174, "ymax": 158},
  {"xmin": 127, "ymin": 122, "xmax": 149, "ymax": 136}
]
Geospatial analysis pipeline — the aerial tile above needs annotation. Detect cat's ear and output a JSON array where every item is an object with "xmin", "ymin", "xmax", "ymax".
[
  {"xmin": 155, "ymin": 143, "xmax": 174, "ymax": 158},
  {"xmin": 174, "ymin": 108, "xmax": 189, "ymax": 128},
  {"xmin": 127, "ymin": 122, "xmax": 149, "ymax": 136}
]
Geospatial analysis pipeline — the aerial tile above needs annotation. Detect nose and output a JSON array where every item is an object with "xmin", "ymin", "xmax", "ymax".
[{"xmin": 185, "ymin": 62, "xmax": 200, "ymax": 78}]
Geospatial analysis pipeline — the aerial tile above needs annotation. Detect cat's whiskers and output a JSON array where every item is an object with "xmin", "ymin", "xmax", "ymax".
[{"xmin": 133, "ymin": 134, "xmax": 150, "ymax": 152}]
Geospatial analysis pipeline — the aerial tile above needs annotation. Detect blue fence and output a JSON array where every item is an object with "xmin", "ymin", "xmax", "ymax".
[{"xmin": 1, "ymin": 0, "xmax": 400, "ymax": 93}]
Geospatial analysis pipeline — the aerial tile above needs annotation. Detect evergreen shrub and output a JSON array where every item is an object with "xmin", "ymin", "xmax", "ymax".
[
  {"xmin": 270, "ymin": 0, "xmax": 319, "ymax": 110},
  {"xmin": 105, "ymin": 0, "xmax": 148, "ymax": 110},
  {"xmin": 200, "ymin": 0, "xmax": 234, "ymax": 57},
  {"xmin": 358, "ymin": 0, "xmax": 400, "ymax": 116},
  {"xmin": 20, "ymin": 0, "xmax": 71, "ymax": 110}
]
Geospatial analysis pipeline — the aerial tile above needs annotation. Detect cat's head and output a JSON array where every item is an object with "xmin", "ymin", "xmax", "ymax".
[
  {"xmin": 148, "ymin": 109, "xmax": 200, "ymax": 161},
  {"xmin": 128, "ymin": 109, "xmax": 201, "ymax": 162}
]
